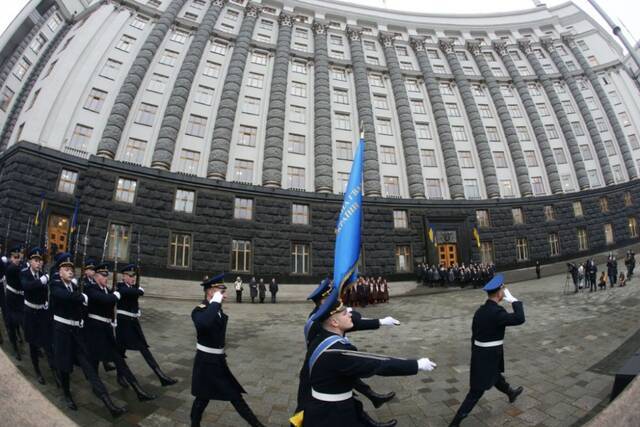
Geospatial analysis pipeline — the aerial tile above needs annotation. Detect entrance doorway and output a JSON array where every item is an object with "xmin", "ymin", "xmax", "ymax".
[
  {"xmin": 438, "ymin": 243, "xmax": 458, "ymax": 267},
  {"xmin": 47, "ymin": 214, "xmax": 70, "ymax": 254}
]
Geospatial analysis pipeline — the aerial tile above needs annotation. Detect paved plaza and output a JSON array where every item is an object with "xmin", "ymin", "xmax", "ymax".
[{"xmin": 4, "ymin": 272, "xmax": 640, "ymax": 426}]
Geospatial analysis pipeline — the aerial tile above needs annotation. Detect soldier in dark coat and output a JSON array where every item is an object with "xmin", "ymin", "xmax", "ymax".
[
  {"xmin": 49, "ymin": 252, "xmax": 126, "ymax": 416},
  {"xmin": 269, "ymin": 278, "xmax": 278, "ymax": 303},
  {"xmin": 299, "ymin": 299, "xmax": 436, "ymax": 427},
  {"xmin": 249, "ymin": 276, "xmax": 258, "ymax": 303},
  {"xmin": 258, "ymin": 278, "xmax": 266, "ymax": 303},
  {"xmin": 190, "ymin": 274, "xmax": 264, "ymax": 427},
  {"xmin": 449, "ymin": 274, "xmax": 525, "ymax": 426},
  {"xmin": 116, "ymin": 263, "xmax": 176, "ymax": 386},
  {"xmin": 5, "ymin": 246, "xmax": 25, "ymax": 359},
  {"xmin": 84, "ymin": 262, "xmax": 155, "ymax": 402},
  {"xmin": 20, "ymin": 247, "xmax": 56, "ymax": 384}
]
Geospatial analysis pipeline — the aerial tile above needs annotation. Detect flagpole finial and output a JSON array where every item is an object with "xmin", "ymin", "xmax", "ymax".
[{"xmin": 359, "ymin": 121, "xmax": 364, "ymax": 139}]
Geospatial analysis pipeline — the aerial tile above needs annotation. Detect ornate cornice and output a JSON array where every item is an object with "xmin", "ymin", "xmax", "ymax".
[
  {"xmin": 346, "ymin": 26, "xmax": 363, "ymax": 41},
  {"xmin": 492, "ymin": 40, "xmax": 508, "ymax": 57},
  {"xmin": 409, "ymin": 37, "xmax": 425, "ymax": 52},
  {"xmin": 540, "ymin": 37, "xmax": 556, "ymax": 53},
  {"xmin": 312, "ymin": 20, "xmax": 327, "ymax": 35},
  {"xmin": 439, "ymin": 38, "xmax": 455, "ymax": 54},
  {"xmin": 518, "ymin": 39, "xmax": 533, "ymax": 55},
  {"xmin": 466, "ymin": 40, "xmax": 481, "ymax": 57},
  {"xmin": 379, "ymin": 31, "xmax": 395, "ymax": 48}
]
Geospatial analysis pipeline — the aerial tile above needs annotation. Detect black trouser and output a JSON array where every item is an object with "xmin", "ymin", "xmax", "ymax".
[
  {"xmin": 236, "ymin": 291, "xmax": 242, "ymax": 303},
  {"xmin": 190, "ymin": 396, "xmax": 263, "ymax": 427},
  {"xmin": 6, "ymin": 313, "xmax": 21, "ymax": 352},
  {"xmin": 454, "ymin": 375, "xmax": 510, "ymax": 420},
  {"xmin": 62, "ymin": 347, "xmax": 108, "ymax": 397},
  {"xmin": 271, "ymin": 294, "xmax": 276, "ymax": 303},
  {"xmin": 29, "ymin": 343, "xmax": 55, "ymax": 375},
  {"xmin": 91, "ymin": 348, "xmax": 137, "ymax": 386}
]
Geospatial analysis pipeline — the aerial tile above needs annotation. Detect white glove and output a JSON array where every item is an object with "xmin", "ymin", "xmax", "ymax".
[
  {"xmin": 1, "ymin": 256, "xmax": 7, "ymax": 263},
  {"xmin": 40, "ymin": 274, "xmax": 49, "ymax": 285},
  {"xmin": 379, "ymin": 316, "xmax": 401, "ymax": 326},
  {"xmin": 347, "ymin": 307, "xmax": 353, "ymax": 313},
  {"xmin": 138, "ymin": 287, "xmax": 144, "ymax": 294},
  {"xmin": 71, "ymin": 278, "xmax": 78, "ymax": 286},
  {"xmin": 81, "ymin": 293, "xmax": 88, "ymax": 306},
  {"xmin": 113, "ymin": 291, "xmax": 121, "ymax": 300},
  {"xmin": 503, "ymin": 288, "xmax": 518, "ymax": 303},
  {"xmin": 211, "ymin": 291, "xmax": 224, "ymax": 304},
  {"xmin": 417, "ymin": 358, "xmax": 437, "ymax": 371}
]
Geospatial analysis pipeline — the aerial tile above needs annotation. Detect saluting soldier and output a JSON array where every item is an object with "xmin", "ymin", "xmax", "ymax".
[
  {"xmin": 449, "ymin": 274, "xmax": 525, "ymax": 427},
  {"xmin": 20, "ymin": 247, "xmax": 57, "ymax": 384},
  {"xmin": 84, "ymin": 262, "xmax": 155, "ymax": 402},
  {"xmin": 5, "ymin": 245, "xmax": 25, "ymax": 359},
  {"xmin": 49, "ymin": 252, "xmax": 126, "ymax": 416},
  {"xmin": 301, "ymin": 298, "xmax": 436, "ymax": 427},
  {"xmin": 116, "ymin": 263, "xmax": 176, "ymax": 386},
  {"xmin": 190, "ymin": 274, "xmax": 264, "ymax": 427}
]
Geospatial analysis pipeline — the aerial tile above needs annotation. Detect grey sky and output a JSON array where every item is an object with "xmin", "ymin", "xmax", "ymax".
[{"xmin": 1, "ymin": 0, "xmax": 639, "ymax": 49}]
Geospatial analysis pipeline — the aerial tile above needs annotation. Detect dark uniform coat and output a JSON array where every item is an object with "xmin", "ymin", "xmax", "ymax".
[
  {"xmin": 84, "ymin": 282, "xmax": 119, "ymax": 362},
  {"xmin": 470, "ymin": 300, "xmax": 525, "ymax": 390},
  {"xmin": 0, "ymin": 259, "xmax": 7, "ymax": 322},
  {"xmin": 20, "ymin": 267, "xmax": 52, "ymax": 348},
  {"xmin": 50, "ymin": 278, "xmax": 87, "ymax": 373},
  {"xmin": 303, "ymin": 329, "xmax": 418, "ymax": 427},
  {"xmin": 5, "ymin": 262, "xmax": 24, "ymax": 325},
  {"xmin": 115, "ymin": 281, "xmax": 148, "ymax": 351},
  {"xmin": 191, "ymin": 299, "xmax": 245, "ymax": 401}
]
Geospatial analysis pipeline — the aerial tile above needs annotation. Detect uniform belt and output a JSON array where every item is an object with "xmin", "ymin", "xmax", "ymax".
[
  {"xmin": 311, "ymin": 388, "xmax": 353, "ymax": 402},
  {"xmin": 24, "ymin": 300, "xmax": 47, "ymax": 310},
  {"xmin": 196, "ymin": 343, "xmax": 225, "ymax": 354},
  {"xmin": 474, "ymin": 339, "xmax": 503, "ymax": 348},
  {"xmin": 117, "ymin": 309, "xmax": 141, "ymax": 318},
  {"xmin": 6, "ymin": 285, "xmax": 24, "ymax": 295},
  {"xmin": 88, "ymin": 313, "xmax": 117, "ymax": 327},
  {"xmin": 54, "ymin": 315, "xmax": 83, "ymax": 328}
]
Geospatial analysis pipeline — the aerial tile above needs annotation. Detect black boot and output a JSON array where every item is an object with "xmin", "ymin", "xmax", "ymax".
[
  {"xmin": 507, "ymin": 386, "xmax": 523, "ymax": 403},
  {"xmin": 130, "ymin": 380, "xmax": 156, "ymax": 401},
  {"xmin": 448, "ymin": 413, "xmax": 466, "ymax": 427},
  {"xmin": 365, "ymin": 390, "xmax": 395, "ymax": 409},
  {"xmin": 153, "ymin": 365, "xmax": 178, "ymax": 386},
  {"xmin": 13, "ymin": 345, "xmax": 22, "ymax": 361},
  {"xmin": 103, "ymin": 361, "xmax": 116, "ymax": 372},
  {"xmin": 99, "ymin": 393, "xmax": 127, "ymax": 418},
  {"xmin": 64, "ymin": 393, "xmax": 78, "ymax": 411},
  {"xmin": 117, "ymin": 375, "xmax": 129, "ymax": 388},
  {"xmin": 360, "ymin": 410, "xmax": 397, "ymax": 427}
]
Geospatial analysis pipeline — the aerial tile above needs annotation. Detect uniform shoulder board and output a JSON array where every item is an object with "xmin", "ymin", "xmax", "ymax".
[
  {"xmin": 21, "ymin": 267, "xmax": 29, "ymax": 272},
  {"xmin": 197, "ymin": 304, "xmax": 206, "ymax": 309}
]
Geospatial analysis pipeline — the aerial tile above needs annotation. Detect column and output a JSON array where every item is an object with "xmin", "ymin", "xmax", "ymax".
[
  {"xmin": 207, "ymin": 3, "xmax": 261, "ymax": 179},
  {"xmin": 542, "ymin": 38, "xmax": 614, "ymax": 185},
  {"xmin": 410, "ymin": 37, "xmax": 464, "ymax": 199},
  {"xmin": 346, "ymin": 26, "xmax": 381, "ymax": 197},
  {"xmin": 519, "ymin": 39, "xmax": 590, "ymax": 190},
  {"xmin": 493, "ymin": 41, "xmax": 562, "ymax": 194},
  {"xmin": 151, "ymin": 0, "xmax": 225, "ymax": 170},
  {"xmin": 564, "ymin": 34, "xmax": 638, "ymax": 179},
  {"xmin": 312, "ymin": 21, "xmax": 333, "ymax": 193},
  {"xmin": 97, "ymin": 0, "xmax": 189, "ymax": 159},
  {"xmin": 467, "ymin": 40, "xmax": 533, "ymax": 197},
  {"xmin": 260, "ymin": 12, "xmax": 293, "ymax": 187},
  {"xmin": 439, "ymin": 38, "xmax": 500, "ymax": 199},
  {"xmin": 379, "ymin": 32, "xmax": 425, "ymax": 198}
]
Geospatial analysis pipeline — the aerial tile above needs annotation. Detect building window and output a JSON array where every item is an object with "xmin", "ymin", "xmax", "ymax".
[
  {"xmin": 472, "ymin": 84, "xmax": 484, "ymax": 96},
  {"xmin": 194, "ymin": 86, "xmax": 215, "ymax": 106},
  {"xmin": 333, "ymin": 88, "xmax": 349, "ymax": 104},
  {"xmin": 508, "ymin": 104, "xmax": 522, "ymax": 118},
  {"xmin": 440, "ymin": 83, "xmax": 453, "ymax": 95},
  {"xmin": 529, "ymin": 84, "xmax": 542, "ymax": 97},
  {"xmin": 57, "ymin": 169, "xmax": 78, "ymax": 194},
  {"xmin": 571, "ymin": 121, "xmax": 585, "ymax": 136},
  {"xmin": 159, "ymin": 49, "xmax": 178, "ymax": 66},
  {"xmin": 336, "ymin": 140, "xmax": 352, "ymax": 160},
  {"xmin": 577, "ymin": 227, "xmax": 588, "ymax": 251},
  {"xmin": 290, "ymin": 105, "xmax": 306, "ymax": 124},
  {"xmin": 624, "ymin": 191, "xmax": 633, "ymax": 207},
  {"xmin": 168, "ymin": 232, "xmax": 191, "ymax": 268},
  {"xmin": 542, "ymin": 205, "xmax": 555, "ymax": 222},
  {"xmin": 393, "ymin": 210, "xmax": 408, "ymax": 229},
  {"xmin": 500, "ymin": 85, "xmax": 513, "ymax": 97},
  {"xmin": 135, "ymin": 103, "xmax": 157, "ymax": 126},
  {"xmin": 47, "ymin": 13, "xmax": 63, "ymax": 31},
  {"xmin": 369, "ymin": 74, "xmax": 384, "ymax": 87},
  {"xmin": 234, "ymin": 198, "xmax": 253, "ymax": 220},
  {"xmin": 0, "ymin": 86, "xmax": 15, "ymax": 112},
  {"xmin": 381, "ymin": 146, "xmax": 397, "ymax": 164},
  {"xmin": 178, "ymin": 149, "xmax": 200, "ymax": 174},
  {"xmin": 479, "ymin": 104, "xmax": 492, "ymax": 118},
  {"xmin": 233, "ymin": 159, "xmax": 253, "ymax": 183},
  {"xmin": 114, "ymin": 178, "xmax": 137, "ymax": 203},
  {"xmin": 122, "ymin": 138, "xmax": 146, "ymax": 164},
  {"xmin": 186, "ymin": 114, "xmax": 207, "ymax": 138},
  {"xmin": 366, "ymin": 56, "xmax": 379, "ymax": 66},
  {"xmin": 561, "ymin": 174, "xmax": 574, "ymax": 192},
  {"xmin": 480, "ymin": 241, "xmax": 494, "ymax": 264},
  {"xmin": 337, "ymin": 172, "xmax": 350, "ymax": 193},
  {"xmin": 599, "ymin": 197, "xmax": 609, "ymax": 213},
  {"xmin": 587, "ymin": 169, "xmax": 601, "ymax": 187},
  {"xmin": 235, "ymin": 125, "xmax": 256, "ymax": 147},
  {"xmin": 14, "ymin": 57, "xmax": 31, "ymax": 80},
  {"xmin": 383, "ymin": 176, "xmax": 400, "ymax": 197},
  {"xmin": 464, "ymin": 179, "xmax": 480, "ymax": 199},
  {"xmin": 288, "ymin": 133, "xmax": 305, "ymax": 155},
  {"xmin": 516, "ymin": 126, "xmax": 531, "ymax": 141},
  {"xmin": 147, "ymin": 74, "xmax": 168, "ymax": 93},
  {"xmin": 476, "ymin": 210, "xmax": 490, "ymax": 228},
  {"xmin": 243, "ymin": 96, "xmax": 260, "ymax": 115},
  {"xmin": 292, "ymin": 204, "xmax": 309, "ymax": 225},
  {"xmin": 612, "ymin": 165, "xmax": 623, "ymax": 183},
  {"xmin": 174, "ymin": 189, "xmax": 195, "ymax": 213},
  {"xmin": 516, "ymin": 238, "xmax": 529, "ymax": 262},
  {"xmin": 537, "ymin": 103, "xmax": 550, "ymax": 116},
  {"xmin": 287, "ymin": 167, "xmax": 305, "ymax": 190},
  {"xmin": 373, "ymin": 95, "xmax": 389, "ymax": 110},
  {"xmin": 531, "ymin": 176, "xmax": 545, "ymax": 195},
  {"xmin": 512, "ymin": 208, "xmax": 524, "ymax": 225},
  {"xmin": 291, "ymin": 242, "xmax": 311, "ymax": 275},
  {"xmin": 415, "ymin": 123, "xmax": 432, "ymax": 139},
  {"xmin": 291, "ymin": 81, "xmax": 307, "ymax": 97},
  {"xmin": 411, "ymin": 99, "xmax": 426, "ymax": 114},
  {"xmin": 211, "ymin": 40, "xmax": 227, "ymax": 55},
  {"xmin": 446, "ymin": 103, "xmax": 461, "ymax": 117},
  {"xmin": 203, "ymin": 61, "xmax": 221, "ymax": 78},
  {"xmin": 256, "ymin": 33, "xmax": 271, "ymax": 43},
  {"xmin": 68, "ymin": 124, "xmax": 92, "ymax": 152},
  {"xmin": 580, "ymin": 144, "xmax": 593, "ymax": 161},
  {"xmin": 604, "ymin": 224, "xmax": 614, "ymax": 245},
  {"xmin": 395, "ymin": 245, "xmax": 412, "ymax": 273},
  {"xmin": 630, "ymin": 134, "xmax": 640, "ymax": 150},
  {"xmin": 629, "ymin": 217, "xmax": 638, "ymax": 238},
  {"xmin": 331, "ymin": 68, "xmax": 346, "ymax": 81},
  {"xmin": 184, "ymin": 12, "xmax": 198, "ymax": 21},
  {"xmin": 427, "ymin": 49, "xmax": 439, "ymax": 59},
  {"xmin": 585, "ymin": 97, "xmax": 597, "ymax": 110},
  {"xmin": 548, "ymin": 233, "xmax": 560, "ymax": 257},
  {"xmin": 30, "ymin": 33, "xmax": 48, "ymax": 54},
  {"xmin": 452, "ymin": 126, "xmax": 467, "ymax": 141},
  {"xmin": 500, "ymin": 180, "xmax": 514, "ymax": 198},
  {"xmin": 247, "ymin": 72, "xmax": 264, "ymax": 88},
  {"xmin": 231, "ymin": 239, "xmax": 251, "ymax": 272},
  {"xmin": 550, "ymin": 147, "xmax": 567, "ymax": 165},
  {"xmin": 405, "ymin": 79, "xmax": 419, "ymax": 92},
  {"xmin": 292, "ymin": 61, "xmax": 306, "ymax": 74},
  {"xmin": 171, "ymin": 30, "xmax": 189, "ymax": 44},
  {"xmin": 486, "ymin": 126, "xmax": 500, "ymax": 142},
  {"xmin": 421, "ymin": 149, "xmax": 437, "ymax": 167},
  {"xmin": 603, "ymin": 139, "xmax": 616, "ymax": 156},
  {"xmin": 619, "ymin": 112, "xmax": 631, "ymax": 127},
  {"xmin": 425, "ymin": 179, "xmax": 442, "ymax": 199},
  {"xmin": 544, "ymin": 124, "xmax": 559, "ymax": 139},
  {"xmin": 116, "ymin": 35, "xmax": 135, "ymax": 52},
  {"xmin": 573, "ymin": 201, "xmax": 583, "ymax": 217},
  {"xmin": 376, "ymin": 118, "xmax": 393, "ymax": 135},
  {"xmin": 493, "ymin": 151, "xmax": 507, "ymax": 168},
  {"xmin": 107, "ymin": 223, "xmax": 130, "ymax": 261},
  {"xmin": 458, "ymin": 151, "xmax": 474, "ymax": 168},
  {"xmin": 131, "ymin": 15, "xmax": 148, "ymax": 30}
]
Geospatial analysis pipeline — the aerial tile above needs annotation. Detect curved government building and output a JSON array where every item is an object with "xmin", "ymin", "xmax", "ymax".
[{"xmin": 1, "ymin": 0, "xmax": 640, "ymax": 281}]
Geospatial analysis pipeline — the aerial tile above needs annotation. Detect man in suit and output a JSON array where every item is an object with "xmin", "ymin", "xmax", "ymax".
[
  {"xmin": 449, "ymin": 274, "xmax": 525, "ymax": 426},
  {"xmin": 5, "ymin": 245, "xmax": 25, "ymax": 359}
]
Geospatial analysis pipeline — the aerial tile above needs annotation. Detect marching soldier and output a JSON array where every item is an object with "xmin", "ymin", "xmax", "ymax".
[
  {"xmin": 20, "ymin": 247, "xmax": 57, "ymax": 384},
  {"xmin": 0, "ymin": 248, "xmax": 7, "ymax": 344},
  {"xmin": 449, "ymin": 274, "xmax": 525, "ymax": 426},
  {"xmin": 49, "ymin": 252, "xmax": 127, "ymax": 416},
  {"xmin": 190, "ymin": 274, "xmax": 264, "ymax": 427},
  {"xmin": 5, "ymin": 245, "xmax": 25, "ymax": 359},
  {"xmin": 301, "ymin": 298, "xmax": 437, "ymax": 427},
  {"xmin": 84, "ymin": 262, "xmax": 156, "ymax": 402},
  {"xmin": 116, "ymin": 263, "xmax": 177, "ymax": 386}
]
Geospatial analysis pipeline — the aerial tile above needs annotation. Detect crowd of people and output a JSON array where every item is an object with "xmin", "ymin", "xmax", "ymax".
[
  {"xmin": 233, "ymin": 277, "xmax": 279, "ymax": 303},
  {"xmin": 416, "ymin": 262, "xmax": 497, "ymax": 288},
  {"xmin": 567, "ymin": 250, "xmax": 636, "ymax": 292},
  {"xmin": 342, "ymin": 276, "xmax": 390, "ymax": 306}
]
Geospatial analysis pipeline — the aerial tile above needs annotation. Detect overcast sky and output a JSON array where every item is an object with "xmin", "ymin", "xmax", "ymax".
[{"xmin": 1, "ymin": 0, "xmax": 639, "ymax": 48}]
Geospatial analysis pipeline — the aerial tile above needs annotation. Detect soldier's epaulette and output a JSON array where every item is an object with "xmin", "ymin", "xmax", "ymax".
[{"xmin": 197, "ymin": 304, "xmax": 206, "ymax": 309}]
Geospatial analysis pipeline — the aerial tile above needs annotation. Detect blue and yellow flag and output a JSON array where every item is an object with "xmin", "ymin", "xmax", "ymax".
[
  {"xmin": 70, "ymin": 199, "xmax": 79, "ymax": 235},
  {"xmin": 34, "ymin": 193, "xmax": 46, "ymax": 226},
  {"xmin": 473, "ymin": 227, "xmax": 481, "ymax": 248}
]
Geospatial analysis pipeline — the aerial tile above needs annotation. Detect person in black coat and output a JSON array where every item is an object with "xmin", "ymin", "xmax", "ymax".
[
  {"xmin": 449, "ymin": 274, "xmax": 525, "ymax": 427},
  {"xmin": 249, "ymin": 276, "xmax": 258, "ymax": 303},
  {"xmin": 269, "ymin": 278, "xmax": 278, "ymax": 303},
  {"xmin": 20, "ymin": 247, "xmax": 56, "ymax": 385},
  {"xmin": 258, "ymin": 278, "xmax": 266, "ymax": 303},
  {"xmin": 4, "ymin": 246, "xmax": 25, "ymax": 360},
  {"xmin": 49, "ymin": 252, "xmax": 126, "ymax": 416},
  {"xmin": 115, "ymin": 263, "xmax": 177, "ymax": 386},
  {"xmin": 190, "ymin": 274, "xmax": 264, "ymax": 427}
]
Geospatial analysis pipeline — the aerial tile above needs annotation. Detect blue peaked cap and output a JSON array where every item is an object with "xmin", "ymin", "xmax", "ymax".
[
  {"xmin": 483, "ymin": 273, "xmax": 504, "ymax": 292},
  {"xmin": 307, "ymin": 278, "xmax": 331, "ymax": 301},
  {"xmin": 201, "ymin": 273, "xmax": 226, "ymax": 290}
]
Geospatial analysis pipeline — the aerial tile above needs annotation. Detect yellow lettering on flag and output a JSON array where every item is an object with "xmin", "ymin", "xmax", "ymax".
[{"xmin": 473, "ymin": 227, "xmax": 481, "ymax": 248}]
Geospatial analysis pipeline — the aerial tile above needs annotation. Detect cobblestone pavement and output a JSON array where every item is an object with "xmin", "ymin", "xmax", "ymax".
[{"xmin": 4, "ymin": 272, "xmax": 640, "ymax": 426}]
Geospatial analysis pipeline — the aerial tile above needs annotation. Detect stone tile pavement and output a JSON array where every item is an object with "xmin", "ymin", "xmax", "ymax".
[{"xmin": 3, "ymin": 271, "xmax": 640, "ymax": 426}]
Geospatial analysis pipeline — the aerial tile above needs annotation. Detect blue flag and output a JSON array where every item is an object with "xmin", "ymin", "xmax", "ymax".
[{"xmin": 70, "ymin": 199, "xmax": 79, "ymax": 234}]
